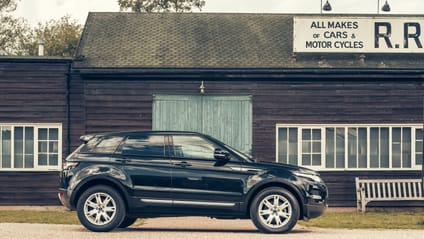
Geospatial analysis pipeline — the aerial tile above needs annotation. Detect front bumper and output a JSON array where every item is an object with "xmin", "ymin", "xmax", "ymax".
[{"xmin": 304, "ymin": 196, "xmax": 327, "ymax": 219}]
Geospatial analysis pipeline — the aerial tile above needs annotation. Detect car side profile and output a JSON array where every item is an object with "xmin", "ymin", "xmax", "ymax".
[{"xmin": 58, "ymin": 131, "xmax": 327, "ymax": 233}]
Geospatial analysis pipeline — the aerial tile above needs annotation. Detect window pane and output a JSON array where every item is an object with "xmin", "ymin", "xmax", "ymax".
[
  {"xmin": 278, "ymin": 128, "xmax": 288, "ymax": 164},
  {"xmin": 172, "ymin": 136, "xmax": 215, "ymax": 160},
  {"xmin": 49, "ymin": 128, "xmax": 58, "ymax": 140},
  {"xmin": 358, "ymin": 128, "xmax": 367, "ymax": 168},
  {"xmin": 402, "ymin": 128, "xmax": 411, "ymax": 168},
  {"xmin": 302, "ymin": 141, "xmax": 311, "ymax": 153},
  {"xmin": 325, "ymin": 128, "xmax": 335, "ymax": 168},
  {"xmin": 312, "ymin": 129, "xmax": 321, "ymax": 140},
  {"xmin": 312, "ymin": 154, "xmax": 321, "ymax": 166},
  {"xmin": 380, "ymin": 128, "xmax": 389, "ymax": 168},
  {"xmin": 122, "ymin": 135, "xmax": 165, "ymax": 157},
  {"xmin": 1, "ymin": 127, "xmax": 11, "ymax": 168},
  {"xmin": 49, "ymin": 142, "xmax": 58, "ymax": 153},
  {"xmin": 288, "ymin": 128, "xmax": 298, "ymax": 165},
  {"xmin": 370, "ymin": 128, "xmax": 379, "ymax": 168},
  {"xmin": 25, "ymin": 155, "xmax": 33, "ymax": 168},
  {"xmin": 25, "ymin": 127, "xmax": 34, "ymax": 154},
  {"xmin": 38, "ymin": 128, "xmax": 48, "ymax": 140},
  {"xmin": 38, "ymin": 142, "xmax": 47, "ymax": 153},
  {"xmin": 49, "ymin": 154, "xmax": 58, "ymax": 166},
  {"xmin": 348, "ymin": 128, "xmax": 357, "ymax": 168},
  {"xmin": 336, "ymin": 128, "xmax": 345, "ymax": 168},
  {"xmin": 415, "ymin": 129, "xmax": 423, "ymax": 165},
  {"xmin": 392, "ymin": 127, "xmax": 401, "ymax": 168},
  {"xmin": 302, "ymin": 154, "xmax": 311, "ymax": 166},
  {"xmin": 302, "ymin": 129, "xmax": 311, "ymax": 140},
  {"xmin": 312, "ymin": 142, "xmax": 321, "ymax": 153},
  {"xmin": 14, "ymin": 127, "xmax": 23, "ymax": 168},
  {"xmin": 39, "ymin": 154, "xmax": 47, "ymax": 166}
]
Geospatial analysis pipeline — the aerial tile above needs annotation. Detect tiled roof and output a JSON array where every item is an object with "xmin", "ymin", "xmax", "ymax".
[{"xmin": 74, "ymin": 12, "xmax": 424, "ymax": 69}]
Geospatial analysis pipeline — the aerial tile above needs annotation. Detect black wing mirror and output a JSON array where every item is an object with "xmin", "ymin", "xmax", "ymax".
[{"xmin": 214, "ymin": 148, "xmax": 230, "ymax": 166}]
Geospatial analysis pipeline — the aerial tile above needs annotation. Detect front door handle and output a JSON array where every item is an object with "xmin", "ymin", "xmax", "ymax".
[{"xmin": 174, "ymin": 161, "xmax": 192, "ymax": 167}]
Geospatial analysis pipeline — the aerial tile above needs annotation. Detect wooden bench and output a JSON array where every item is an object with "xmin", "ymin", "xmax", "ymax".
[{"xmin": 355, "ymin": 177, "xmax": 424, "ymax": 212}]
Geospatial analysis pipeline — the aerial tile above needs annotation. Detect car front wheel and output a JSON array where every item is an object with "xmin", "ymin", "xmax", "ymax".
[
  {"xmin": 77, "ymin": 185, "xmax": 126, "ymax": 232},
  {"xmin": 250, "ymin": 187, "xmax": 300, "ymax": 233}
]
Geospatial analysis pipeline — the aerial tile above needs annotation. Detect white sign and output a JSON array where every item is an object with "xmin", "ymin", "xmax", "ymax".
[{"xmin": 293, "ymin": 17, "xmax": 424, "ymax": 53}]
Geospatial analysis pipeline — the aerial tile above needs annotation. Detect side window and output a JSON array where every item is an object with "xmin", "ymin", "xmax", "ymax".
[
  {"xmin": 91, "ymin": 136, "xmax": 124, "ymax": 154},
  {"xmin": 79, "ymin": 136, "xmax": 123, "ymax": 154},
  {"xmin": 121, "ymin": 135, "xmax": 165, "ymax": 157},
  {"xmin": 172, "ymin": 135, "xmax": 215, "ymax": 160}
]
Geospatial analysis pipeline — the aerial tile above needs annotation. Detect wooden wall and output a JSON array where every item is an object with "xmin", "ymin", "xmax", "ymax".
[{"xmin": 0, "ymin": 59, "xmax": 69, "ymax": 205}]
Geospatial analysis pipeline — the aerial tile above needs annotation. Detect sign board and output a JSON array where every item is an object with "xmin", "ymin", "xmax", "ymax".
[{"xmin": 293, "ymin": 17, "xmax": 424, "ymax": 53}]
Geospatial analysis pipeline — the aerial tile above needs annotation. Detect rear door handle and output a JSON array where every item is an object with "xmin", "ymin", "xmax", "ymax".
[{"xmin": 174, "ymin": 161, "xmax": 192, "ymax": 167}]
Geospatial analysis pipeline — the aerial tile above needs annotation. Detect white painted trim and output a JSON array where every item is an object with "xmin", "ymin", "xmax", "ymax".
[
  {"xmin": 276, "ymin": 124, "xmax": 423, "ymax": 171},
  {"xmin": 0, "ymin": 123, "xmax": 63, "ymax": 172}
]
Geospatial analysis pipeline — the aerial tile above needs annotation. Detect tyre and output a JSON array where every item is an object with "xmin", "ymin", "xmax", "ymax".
[
  {"xmin": 77, "ymin": 185, "xmax": 126, "ymax": 232},
  {"xmin": 250, "ymin": 187, "xmax": 300, "ymax": 233},
  {"xmin": 118, "ymin": 217, "xmax": 137, "ymax": 228}
]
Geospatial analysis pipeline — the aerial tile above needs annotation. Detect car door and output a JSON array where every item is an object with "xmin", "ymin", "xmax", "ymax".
[
  {"xmin": 169, "ymin": 134, "xmax": 250, "ymax": 212},
  {"xmin": 119, "ymin": 133, "xmax": 173, "ymax": 210}
]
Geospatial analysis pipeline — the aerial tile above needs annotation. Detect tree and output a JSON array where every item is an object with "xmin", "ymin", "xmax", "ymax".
[
  {"xmin": 118, "ymin": 0, "xmax": 205, "ymax": 13},
  {"xmin": 0, "ymin": 0, "xmax": 32, "ymax": 55},
  {"xmin": 28, "ymin": 16, "xmax": 82, "ymax": 57}
]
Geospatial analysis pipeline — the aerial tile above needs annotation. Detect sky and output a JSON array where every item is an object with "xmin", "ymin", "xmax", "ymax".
[{"xmin": 12, "ymin": 0, "xmax": 424, "ymax": 26}]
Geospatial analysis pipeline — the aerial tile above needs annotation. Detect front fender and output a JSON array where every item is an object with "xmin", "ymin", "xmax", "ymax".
[{"xmin": 243, "ymin": 176, "xmax": 307, "ymax": 216}]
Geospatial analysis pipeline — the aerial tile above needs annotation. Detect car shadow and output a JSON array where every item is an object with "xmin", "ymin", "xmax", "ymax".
[{"xmin": 117, "ymin": 227, "xmax": 313, "ymax": 234}]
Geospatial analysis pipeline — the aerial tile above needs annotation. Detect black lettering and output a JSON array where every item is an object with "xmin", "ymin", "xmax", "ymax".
[
  {"xmin": 404, "ymin": 22, "xmax": 423, "ymax": 48},
  {"xmin": 375, "ymin": 22, "xmax": 393, "ymax": 48}
]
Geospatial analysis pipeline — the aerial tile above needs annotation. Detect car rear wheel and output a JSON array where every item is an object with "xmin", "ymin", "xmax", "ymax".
[
  {"xmin": 77, "ymin": 185, "xmax": 126, "ymax": 232},
  {"xmin": 250, "ymin": 187, "xmax": 300, "ymax": 233}
]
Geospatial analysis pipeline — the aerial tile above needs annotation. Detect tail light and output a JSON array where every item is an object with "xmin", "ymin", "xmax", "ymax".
[{"xmin": 63, "ymin": 161, "xmax": 79, "ymax": 170}]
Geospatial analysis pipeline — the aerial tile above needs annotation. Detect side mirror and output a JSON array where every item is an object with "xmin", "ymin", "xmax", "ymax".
[{"xmin": 214, "ymin": 148, "xmax": 230, "ymax": 166}]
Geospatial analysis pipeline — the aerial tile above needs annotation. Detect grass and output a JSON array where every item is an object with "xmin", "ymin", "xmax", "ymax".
[
  {"xmin": 0, "ymin": 210, "xmax": 145, "ymax": 226},
  {"xmin": 0, "ymin": 210, "xmax": 423, "ymax": 230},
  {"xmin": 299, "ymin": 210, "xmax": 424, "ymax": 230}
]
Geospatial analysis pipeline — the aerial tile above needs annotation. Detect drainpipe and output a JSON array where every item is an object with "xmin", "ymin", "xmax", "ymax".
[
  {"xmin": 422, "ymin": 97, "xmax": 424, "ymax": 192},
  {"xmin": 66, "ymin": 62, "xmax": 71, "ymax": 156}
]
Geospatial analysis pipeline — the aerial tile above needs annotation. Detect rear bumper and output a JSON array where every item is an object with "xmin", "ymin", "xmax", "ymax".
[{"xmin": 58, "ymin": 188, "xmax": 73, "ymax": 210}]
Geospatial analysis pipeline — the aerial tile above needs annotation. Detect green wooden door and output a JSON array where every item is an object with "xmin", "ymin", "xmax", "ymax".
[{"xmin": 153, "ymin": 94, "xmax": 252, "ymax": 154}]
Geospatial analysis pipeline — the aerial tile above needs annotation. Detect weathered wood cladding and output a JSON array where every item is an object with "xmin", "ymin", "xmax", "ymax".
[
  {"xmin": 0, "ymin": 60, "xmax": 70, "ymax": 205},
  {"xmin": 0, "ymin": 172, "xmax": 60, "ymax": 205},
  {"xmin": 82, "ymin": 77, "xmax": 424, "ymax": 207}
]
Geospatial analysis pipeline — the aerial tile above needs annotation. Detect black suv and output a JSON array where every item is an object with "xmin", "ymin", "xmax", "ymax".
[{"xmin": 59, "ymin": 131, "xmax": 327, "ymax": 233}]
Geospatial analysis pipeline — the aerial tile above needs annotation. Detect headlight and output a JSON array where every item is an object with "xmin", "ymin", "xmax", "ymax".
[{"xmin": 293, "ymin": 172, "xmax": 322, "ymax": 183}]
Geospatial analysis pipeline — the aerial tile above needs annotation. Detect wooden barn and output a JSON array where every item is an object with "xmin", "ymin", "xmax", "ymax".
[{"xmin": 0, "ymin": 13, "xmax": 423, "ymax": 207}]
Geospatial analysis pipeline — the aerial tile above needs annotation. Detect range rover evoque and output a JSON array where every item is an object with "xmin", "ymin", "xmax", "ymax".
[{"xmin": 59, "ymin": 131, "xmax": 327, "ymax": 233}]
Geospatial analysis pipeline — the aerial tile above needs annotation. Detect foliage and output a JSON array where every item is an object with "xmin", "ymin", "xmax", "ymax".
[
  {"xmin": 0, "ymin": 0, "xmax": 82, "ymax": 56},
  {"xmin": 27, "ymin": 16, "xmax": 82, "ymax": 57},
  {"xmin": 118, "ymin": 0, "xmax": 205, "ymax": 13},
  {"xmin": 0, "ymin": 0, "xmax": 32, "ymax": 55}
]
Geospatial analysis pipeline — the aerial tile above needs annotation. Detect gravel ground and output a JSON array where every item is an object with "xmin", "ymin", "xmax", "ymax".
[{"xmin": 1, "ymin": 217, "xmax": 423, "ymax": 239}]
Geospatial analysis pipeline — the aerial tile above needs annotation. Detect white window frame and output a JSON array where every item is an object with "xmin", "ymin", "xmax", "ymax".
[
  {"xmin": 0, "ymin": 123, "xmax": 62, "ymax": 171},
  {"xmin": 276, "ymin": 124, "xmax": 422, "ymax": 171}
]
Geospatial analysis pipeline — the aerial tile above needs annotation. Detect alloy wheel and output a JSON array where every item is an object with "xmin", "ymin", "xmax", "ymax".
[
  {"xmin": 83, "ymin": 192, "xmax": 117, "ymax": 226},
  {"xmin": 257, "ymin": 194, "xmax": 292, "ymax": 229}
]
